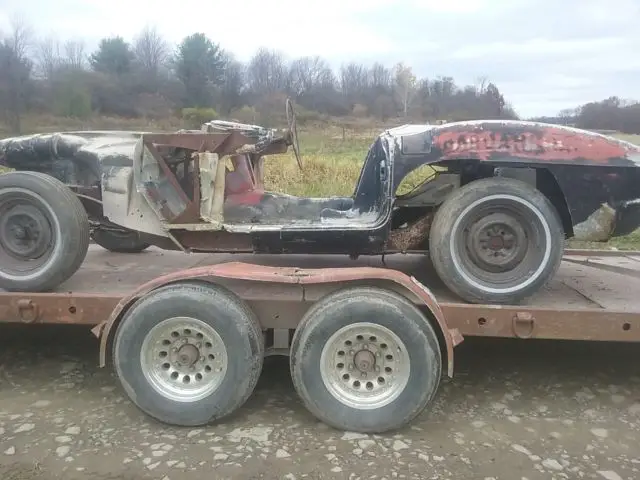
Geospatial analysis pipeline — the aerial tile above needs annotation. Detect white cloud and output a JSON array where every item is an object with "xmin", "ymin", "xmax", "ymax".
[
  {"xmin": 450, "ymin": 37, "xmax": 626, "ymax": 60},
  {"xmin": 408, "ymin": 0, "xmax": 516, "ymax": 13}
]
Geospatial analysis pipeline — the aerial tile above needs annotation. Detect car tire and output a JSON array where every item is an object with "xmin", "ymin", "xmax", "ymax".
[
  {"xmin": 0, "ymin": 171, "xmax": 90, "ymax": 292},
  {"xmin": 92, "ymin": 228, "xmax": 150, "ymax": 253},
  {"xmin": 290, "ymin": 286, "xmax": 442, "ymax": 433},
  {"xmin": 429, "ymin": 176, "xmax": 564, "ymax": 304},
  {"xmin": 113, "ymin": 281, "xmax": 264, "ymax": 427}
]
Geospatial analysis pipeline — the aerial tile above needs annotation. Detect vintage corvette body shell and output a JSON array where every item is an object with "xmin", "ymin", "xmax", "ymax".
[{"xmin": 1, "ymin": 120, "xmax": 640, "ymax": 254}]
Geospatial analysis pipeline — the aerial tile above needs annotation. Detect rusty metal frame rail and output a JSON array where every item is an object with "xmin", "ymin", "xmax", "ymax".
[
  {"xmin": 0, "ymin": 293, "xmax": 121, "ymax": 325},
  {"xmin": 1, "ymin": 249, "xmax": 640, "ymax": 344},
  {"xmin": 2, "ymin": 292, "xmax": 638, "ymax": 342},
  {"xmin": 440, "ymin": 304, "xmax": 639, "ymax": 342}
]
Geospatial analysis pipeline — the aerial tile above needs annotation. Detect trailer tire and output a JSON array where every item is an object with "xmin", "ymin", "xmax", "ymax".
[
  {"xmin": 0, "ymin": 171, "xmax": 90, "ymax": 292},
  {"xmin": 92, "ymin": 228, "xmax": 150, "ymax": 253},
  {"xmin": 429, "ymin": 176, "xmax": 564, "ymax": 304},
  {"xmin": 113, "ymin": 281, "xmax": 264, "ymax": 427},
  {"xmin": 290, "ymin": 287, "xmax": 442, "ymax": 433}
]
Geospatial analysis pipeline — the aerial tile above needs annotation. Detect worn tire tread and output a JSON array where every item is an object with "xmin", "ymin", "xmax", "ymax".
[
  {"xmin": 290, "ymin": 286, "xmax": 442, "ymax": 433},
  {"xmin": 0, "ymin": 171, "xmax": 89, "ymax": 291},
  {"xmin": 92, "ymin": 229, "xmax": 150, "ymax": 253},
  {"xmin": 429, "ymin": 176, "xmax": 564, "ymax": 304},
  {"xmin": 113, "ymin": 281, "xmax": 264, "ymax": 426}
]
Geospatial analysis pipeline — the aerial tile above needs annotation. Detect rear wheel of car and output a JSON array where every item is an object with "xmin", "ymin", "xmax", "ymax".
[
  {"xmin": 429, "ymin": 176, "xmax": 564, "ymax": 304},
  {"xmin": 0, "ymin": 171, "xmax": 90, "ymax": 292},
  {"xmin": 113, "ymin": 281, "xmax": 264, "ymax": 426},
  {"xmin": 92, "ymin": 228, "xmax": 150, "ymax": 253},
  {"xmin": 290, "ymin": 287, "xmax": 442, "ymax": 433}
]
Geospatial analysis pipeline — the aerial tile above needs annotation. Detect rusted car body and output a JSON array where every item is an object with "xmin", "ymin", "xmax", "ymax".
[
  {"xmin": 2, "ymin": 112, "xmax": 640, "ymax": 303},
  {"xmin": 3, "ymin": 120, "xmax": 639, "ymax": 249}
]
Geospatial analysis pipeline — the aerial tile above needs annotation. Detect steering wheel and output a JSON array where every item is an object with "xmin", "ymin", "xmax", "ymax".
[{"xmin": 285, "ymin": 97, "xmax": 303, "ymax": 171}]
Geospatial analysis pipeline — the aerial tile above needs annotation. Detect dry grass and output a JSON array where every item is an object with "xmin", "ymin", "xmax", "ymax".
[
  {"xmin": 263, "ymin": 127, "xmax": 438, "ymax": 197},
  {"xmin": 615, "ymin": 133, "xmax": 640, "ymax": 144}
]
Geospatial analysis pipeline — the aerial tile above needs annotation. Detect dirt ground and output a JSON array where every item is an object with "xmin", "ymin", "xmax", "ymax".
[{"xmin": 0, "ymin": 324, "xmax": 638, "ymax": 480}]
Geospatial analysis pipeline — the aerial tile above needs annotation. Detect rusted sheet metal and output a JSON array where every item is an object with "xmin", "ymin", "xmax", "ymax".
[
  {"xmin": 142, "ymin": 133, "xmax": 228, "ymax": 151},
  {"xmin": 440, "ymin": 303, "xmax": 640, "ymax": 342},
  {"xmin": 171, "ymin": 230, "xmax": 253, "ymax": 251},
  {"xmin": 94, "ymin": 262, "xmax": 460, "ymax": 377},
  {"xmin": 0, "ymin": 293, "xmax": 120, "ymax": 325},
  {"xmin": 430, "ymin": 120, "xmax": 640, "ymax": 166}
]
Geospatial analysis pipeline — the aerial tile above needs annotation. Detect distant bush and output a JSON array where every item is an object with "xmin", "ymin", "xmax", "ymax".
[
  {"xmin": 181, "ymin": 107, "xmax": 218, "ymax": 128},
  {"xmin": 352, "ymin": 104, "xmax": 368, "ymax": 117},
  {"xmin": 52, "ymin": 72, "xmax": 92, "ymax": 119},
  {"xmin": 229, "ymin": 106, "xmax": 258, "ymax": 124}
]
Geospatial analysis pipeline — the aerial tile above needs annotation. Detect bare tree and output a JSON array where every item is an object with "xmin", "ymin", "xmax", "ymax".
[
  {"xmin": 0, "ymin": 16, "xmax": 34, "ymax": 133},
  {"xmin": 340, "ymin": 62, "xmax": 369, "ymax": 104},
  {"xmin": 369, "ymin": 62, "xmax": 392, "ymax": 90},
  {"xmin": 7, "ymin": 15, "xmax": 33, "ymax": 59},
  {"xmin": 246, "ymin": 48, "xmax": 288, "ymax": 96},
  {"xmin": 394, "ymin": 62, "xmax": 416, "ymax": 117},
  {"xmin": 475, "ymin": 75, "xmax": 488, "ymax": 95},
  {"xmin": 63, "ymin": 39, "xmax": 86, "ymax": 70},
  {"xmin": 134, "ymin": 25, "xmax": 169, "ymax": 77},
  {"xmin": 218, "ymin": 52, "xmax": 245, "ymax": 114},
  {"xmin": 36, "ymin": 34, "xmax": 61, "ymax": 80},
  {"xmin": 289, "ymin": 56, "xmax": 332, "ymax": 96}
]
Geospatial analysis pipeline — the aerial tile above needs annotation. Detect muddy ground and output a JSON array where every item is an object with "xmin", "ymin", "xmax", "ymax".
[{"xmin": 0, "ymin": 324, "xmax": 639, "ymax": 480}]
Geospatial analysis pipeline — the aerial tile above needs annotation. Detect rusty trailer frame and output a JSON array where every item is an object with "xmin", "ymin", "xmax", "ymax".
[
  {"xmin": 1, "ymin": 247, "xmax": 639, "ymax": 357},
  {"xmin": 2, "ymin": 246, "xmax": 640, "ymax": 432}
]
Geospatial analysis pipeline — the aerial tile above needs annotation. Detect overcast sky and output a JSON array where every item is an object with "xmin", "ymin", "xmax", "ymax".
[{"xmin": 1, "ymin": 0, "xmax": 639, "ymax": 118}]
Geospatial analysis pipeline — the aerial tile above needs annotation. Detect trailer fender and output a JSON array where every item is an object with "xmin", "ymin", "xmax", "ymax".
[{"xmin": 93, "ymin": 262, "xmax": 463, "ymax": 377}]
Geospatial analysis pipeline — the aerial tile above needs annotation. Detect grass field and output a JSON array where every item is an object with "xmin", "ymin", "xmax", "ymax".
[{"xmin": 2, "ymin": 118, "xmax": 640, "ymax": 250}]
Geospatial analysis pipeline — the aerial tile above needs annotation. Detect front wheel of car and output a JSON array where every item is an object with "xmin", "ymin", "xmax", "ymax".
[
  {"xmin": 429, "ymin": 176, "xmax": 564, "ymax": 304},
  {"xmin": 92, "ymin": 228, "xmax": 150, "ymax": 253}
]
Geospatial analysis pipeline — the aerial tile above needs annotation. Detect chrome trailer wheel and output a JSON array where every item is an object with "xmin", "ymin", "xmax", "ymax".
[
  {"xmin": 113, "ymin": 282, "xmax": 264, "ymax": 426},
  {"xmin": 140, "ymin": 316, "xmax": 229, "ymax": 403},
  {"xmin": 320, "ymin": 322, "xmax": 410, "ymax": 410},
  {"xmin": 291, "ymin": 287, "xmax": 442, "ymax": 433}
]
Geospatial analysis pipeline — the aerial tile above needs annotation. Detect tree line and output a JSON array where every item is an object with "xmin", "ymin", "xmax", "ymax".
[
  {"xmin": 531, "ymin": 97, "xmax": 640, "ymax": 135},
  {"xmin": 0, "ymin": 18, "xmax": 520, "ymax": 134}
]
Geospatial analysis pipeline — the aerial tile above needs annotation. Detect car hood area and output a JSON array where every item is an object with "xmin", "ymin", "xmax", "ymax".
[{"xmin": 384, "ymin": 120, "xmax": 640, "ymax": 167}]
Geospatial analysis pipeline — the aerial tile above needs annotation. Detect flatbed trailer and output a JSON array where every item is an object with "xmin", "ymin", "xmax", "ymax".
[{"xmin": 1, "ymin": 246, "xmax": 639, "ymax": 433}]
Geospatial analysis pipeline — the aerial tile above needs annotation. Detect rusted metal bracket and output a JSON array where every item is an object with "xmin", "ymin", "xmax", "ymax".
[
  {"xmin": 17, "ymin": 299, "xmax": 39, "ymax": 323},
  {"xmin": 512, "ymin": 311, "xmax": 535, "ymax": 339}
]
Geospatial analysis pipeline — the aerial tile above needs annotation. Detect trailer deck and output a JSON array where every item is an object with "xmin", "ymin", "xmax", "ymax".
[{"xmin": 1, "ymin": 246, "xmax": 639, "ymax": 343}]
